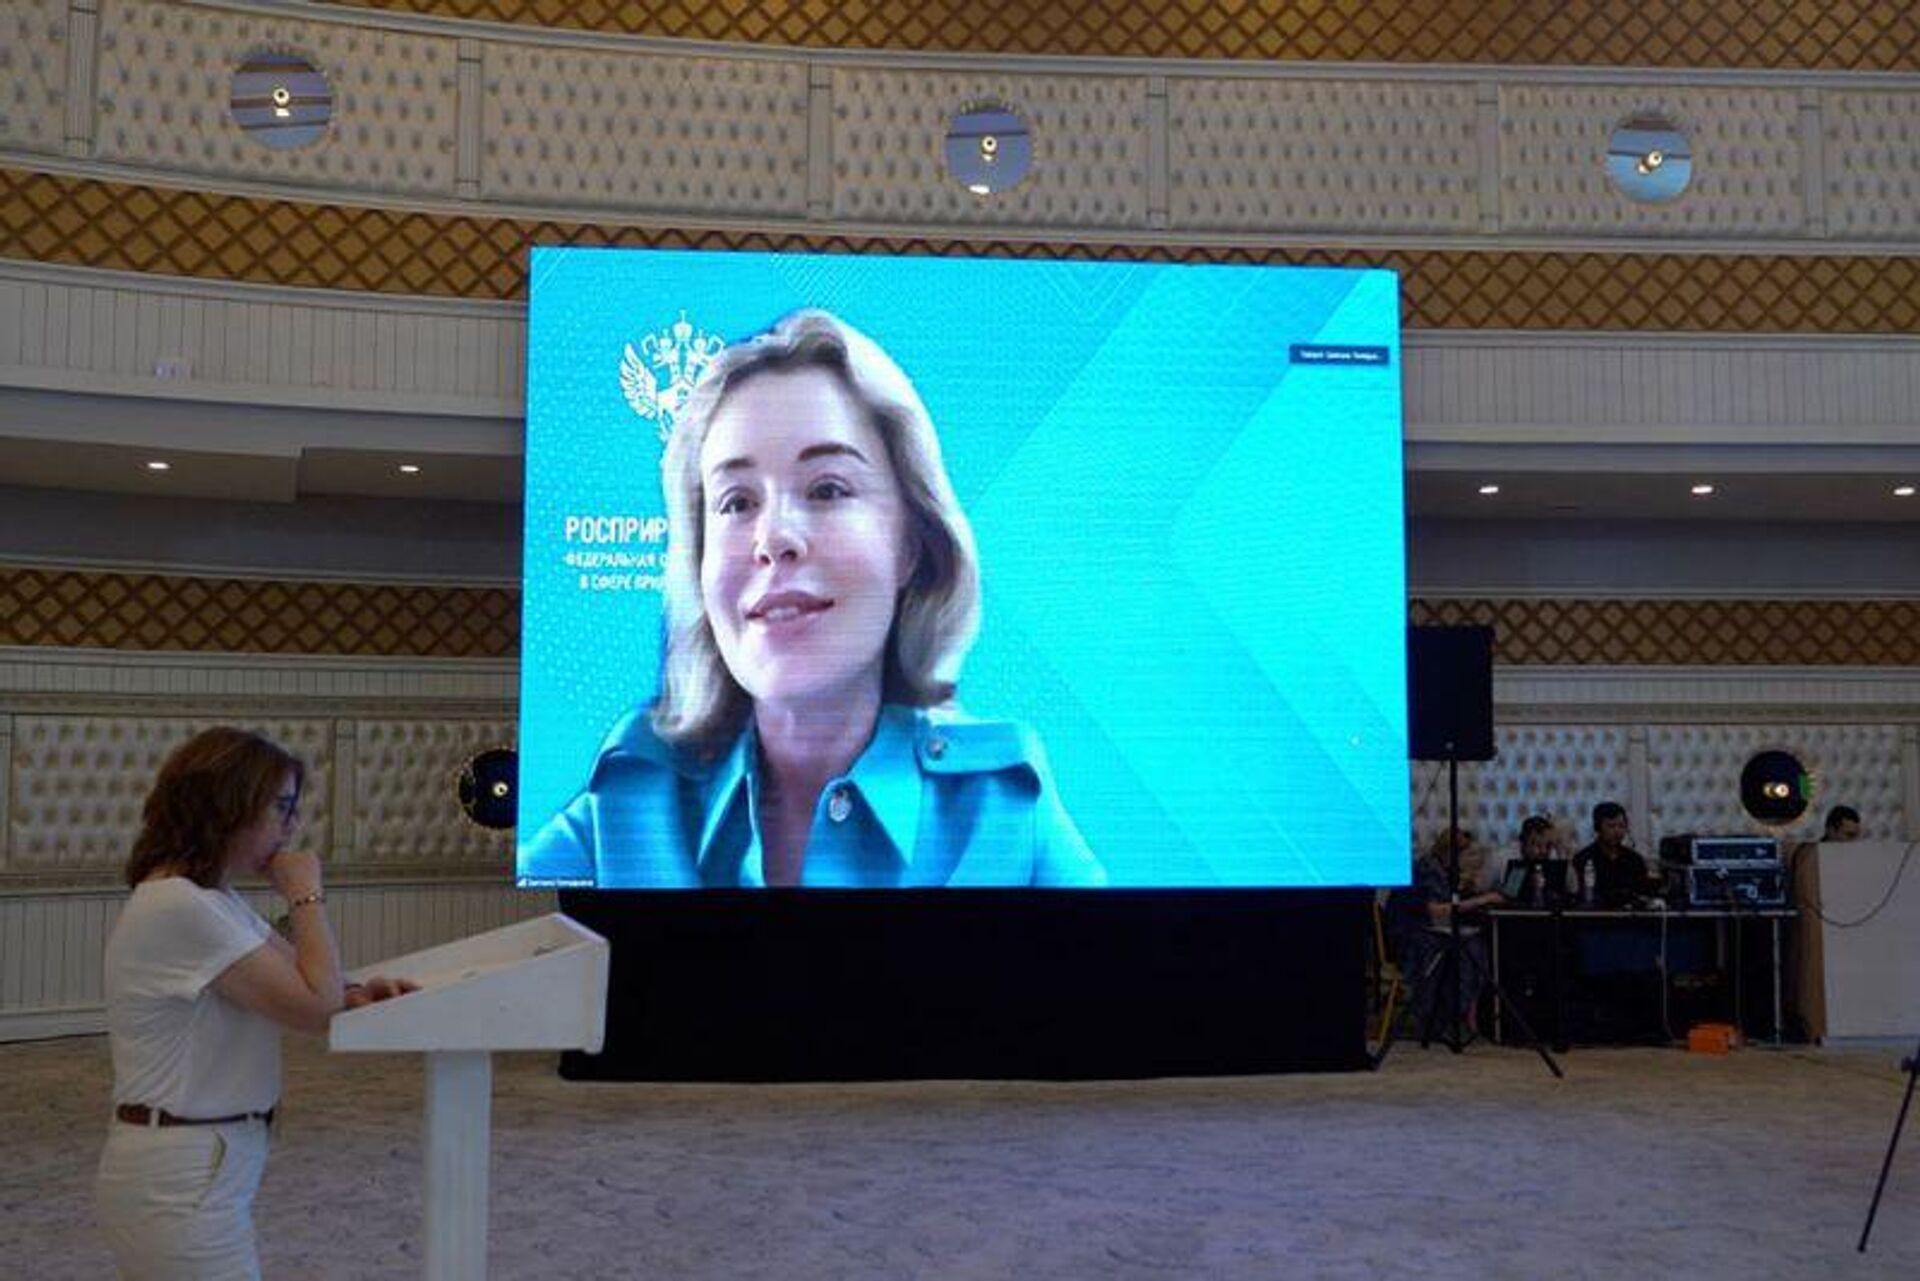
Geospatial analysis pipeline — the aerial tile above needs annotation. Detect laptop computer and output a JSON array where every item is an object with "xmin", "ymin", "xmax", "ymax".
[{"xmin": 1502, "ymin": 858, "xmax": 1571, "ymax": 904}]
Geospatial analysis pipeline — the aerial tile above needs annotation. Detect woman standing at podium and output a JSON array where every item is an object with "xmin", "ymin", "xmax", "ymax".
[{"xmin": 94, "ymin": 727, "xmax": 410, "ymax": 1280}]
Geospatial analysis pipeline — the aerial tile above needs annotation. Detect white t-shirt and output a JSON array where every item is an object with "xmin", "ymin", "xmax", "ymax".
[{"xmin": 104, "ymin": 877, "xmax": 281, "ymax": 1117}]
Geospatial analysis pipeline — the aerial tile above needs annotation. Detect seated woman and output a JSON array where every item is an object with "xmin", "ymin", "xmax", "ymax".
[
  {"xmin": 1391, "ymin": 829, "xmax": 1504, "ymax": 1034},
  {"xmin": 523, "ymin": 309, "xmax": 1103, "ymax": 889}
]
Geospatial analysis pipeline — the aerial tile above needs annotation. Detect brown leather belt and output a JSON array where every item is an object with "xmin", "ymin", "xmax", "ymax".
[{"xmin": 115, "ymin": 1102, "xmax": 275, "ymax": 1127}]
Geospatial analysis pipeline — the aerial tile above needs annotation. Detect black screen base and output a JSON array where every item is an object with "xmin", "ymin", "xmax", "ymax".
[{"xmin": 558, "ymin": 888, "xmax": 1370, "ymax": 1082}]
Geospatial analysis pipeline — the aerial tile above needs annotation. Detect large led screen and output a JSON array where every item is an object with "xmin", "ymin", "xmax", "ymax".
[{"xmin": 518, "ymin": 248, "xmax": 1408, "ymax": 890}]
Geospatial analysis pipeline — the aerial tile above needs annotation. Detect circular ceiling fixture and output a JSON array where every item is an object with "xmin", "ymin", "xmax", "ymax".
[
  {"xmin": 945, "ymin": 100, "xmax": 1032, "ymax": 196},
  {"xmin": 1606, "ymin": 113, "xmax": 1692, "ymax": 203},
  {"xmin": 230, "ymin": 50, "xmax": 333, "ymax": 150}
]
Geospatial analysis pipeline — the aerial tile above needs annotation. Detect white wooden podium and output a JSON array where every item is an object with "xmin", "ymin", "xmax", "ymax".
[
  {"xmin": 330, "ymin": 913, "xmax": 609, "ymax": 1280},
  {"xmin": 1795, "ymin": 841, "xmax": 1920, "ymax": 1041}
]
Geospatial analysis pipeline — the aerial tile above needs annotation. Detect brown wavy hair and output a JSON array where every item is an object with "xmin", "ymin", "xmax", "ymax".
[{"xmin": 124, "ymin": 727, "xmax": 304, "ymax": 889}]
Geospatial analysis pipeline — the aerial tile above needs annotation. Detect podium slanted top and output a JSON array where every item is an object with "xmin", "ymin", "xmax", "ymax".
[{"xmin": 329, "ymin": 913, "xmax": 608, "ymax": 1054}]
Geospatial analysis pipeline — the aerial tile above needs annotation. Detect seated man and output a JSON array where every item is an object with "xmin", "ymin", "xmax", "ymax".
[
  {"xmin": 1572, "ymin": 801, "xmax": 1657, "ymax": 906},
  {"xmin": 1507, "ymin": 814, "xmax": 1572, "ymax": 906}
]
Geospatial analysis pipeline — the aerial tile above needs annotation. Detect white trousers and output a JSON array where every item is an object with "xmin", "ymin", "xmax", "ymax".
[{"xmin": 95, "ymin": 1118, "xmax": 270, "ymax": 1281}]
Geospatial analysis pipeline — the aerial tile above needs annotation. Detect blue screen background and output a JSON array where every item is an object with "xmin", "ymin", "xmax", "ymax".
[{"xmin": 520, "ymin": 247, "xmax": 1409, "ymax": 887}]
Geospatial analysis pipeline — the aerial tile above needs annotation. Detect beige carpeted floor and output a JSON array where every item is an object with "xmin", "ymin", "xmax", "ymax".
[{"xmin": 3, "ymin": 1034, "xmax": 1917, "ymax": 1279}]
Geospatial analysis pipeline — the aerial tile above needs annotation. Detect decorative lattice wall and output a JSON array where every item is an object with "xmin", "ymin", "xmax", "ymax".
[
  {"xmin": 329, "ymin": 0, "xmax": 1920, "ymax": 71},
  {"xmin": 5, "ymin": 168, "xmax": 1919, "ymax": 332},
  {"xmin": 4, "ymin": 567, "xmax": 1920, "ymax": 668}
]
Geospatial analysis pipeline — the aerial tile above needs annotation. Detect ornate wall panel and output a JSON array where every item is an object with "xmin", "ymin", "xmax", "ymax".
[
  {"xmin": 830, "ymin": 69, "xmax": 1147, "ymax": 227},
  {"xmin": 1824, "ymin": 92, "xmax": 1920, "ymax": 240},
  {"xmin": 93, "ymin": 0, "xmax": 460, "ymax": 196},
  {"xmin": 0, "ymin": 655, "xmax": 522, "ymax": 894},
  {"xmin": 1647, "ymin": 723, "xmax": 1906, "ymax": 842},
  {"xmin": 1500, "ymin": 85, "xmax": 1804, "ymax": 235},
  {"xmin": 0, "ymin": 6, "xmax": 1914, "ymax": 249},
  {"xmin": 6, "ymin": 714, "xmax": 334, "ymax": 879},
  {"xmin": 349, "ymin": 718, "xmax": 514, "ymax": 868},
  {"xmin": 0, "ymin": 567, "xmax": 518, "ymax": 657},
  {"xmin": 1406, "ymin": 720, "xmax": 1911, "ymax": 882},
  {"xmin": 7, "ymin": 169, "xmax": 1920, "ymax": 333},
  {"xmin": 1411, "ymin": 598, "xmax": 1920, "ymax": 668},
  {"xmin": 1410, "ymin": 724, "xmax": 1631, "ymax": 881},
  {"xmin": 325, "ymin": 0, "xmax": 1920, "ymax": 71},
  {"xmin": 480, "ymin": 44, "xmax": 810, "ymax": 214},
  {"xmin": 1168, "ymin": 79, "xmax": 1481, "ymax": 233},
  {"xmin": 0, "ymin": 0, "xmax": 69, "ymax": 156}
]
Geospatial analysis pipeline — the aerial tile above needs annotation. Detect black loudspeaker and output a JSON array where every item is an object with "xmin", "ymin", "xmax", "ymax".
[
  {"xmin": 457, "ymin": 748, "xmax": 518, "ymax": 830},
  {"xmin": 1407, "ymin": 625, "xmax": 1495, "ymax": 762}
]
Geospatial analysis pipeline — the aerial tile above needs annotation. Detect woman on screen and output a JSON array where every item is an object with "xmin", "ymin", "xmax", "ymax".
[{"xmin": 522, "ymin": 309, "xmax": 1103, "ymax": 888}]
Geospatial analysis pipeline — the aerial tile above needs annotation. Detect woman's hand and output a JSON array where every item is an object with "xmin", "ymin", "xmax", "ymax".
[
  {"xmin": 217, "ymin": 848, "xmax": 344, "ymax": 1033},
  {"xmin": 343, "ymin": 976, "xmax": 421, "ymax": 1009},
  {"xmin": 266, "ymin": 849, "xmax": 324, "ymax": 904}
]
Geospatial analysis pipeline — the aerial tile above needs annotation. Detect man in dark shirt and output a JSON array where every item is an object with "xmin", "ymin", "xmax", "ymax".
[
  {"xmin": 1573, "ymin": 801, "xmax": 1656, "ymax": 906},
  {"xmin": 1509, "ymin": 813, "xmax": 1572, "ymax": 906}
]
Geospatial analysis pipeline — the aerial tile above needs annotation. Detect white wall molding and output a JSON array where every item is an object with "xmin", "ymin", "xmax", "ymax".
[
  {"xmin": 0, "ymin": 645, "xmax": 517, "ymax": 708},
  {"xmin": 0, "ymin": 259, "xmax": 525, "ymax": 420},
  {"xmin": 4, "ymin": 259, "xmax": 1916, "ymax": 458},
  {"xmin": 1, "ymin": 1009, "xmax": 104, "ymax": 1040},
  {"xmin": 1498, "ymin": 665, "xmax": 1920, "ymax": 716},
  {"xmin": 1405, "ymin": 330, "xmax": 1920, "ymax": 449},
  {"xmin": 0, "ymin": 712, "xmax": 12, "ymax": 862},
  {"xmin": 63, "ymin": 0, "xmax": 99, "ymax": 156},
  {"xmin": 0, "ymin": 257, "xmax": 524, "ymax": 319}
]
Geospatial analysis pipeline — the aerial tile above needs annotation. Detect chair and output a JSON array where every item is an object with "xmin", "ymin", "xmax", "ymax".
[{"xmin": 1369, "ymin": 893, "xmax": 1405, "ymax": 1046}]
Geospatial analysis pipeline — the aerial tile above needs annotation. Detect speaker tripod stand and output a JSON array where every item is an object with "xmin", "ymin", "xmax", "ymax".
[
  {"xmin": 1375, "ymin": 753, "xmax": 1563, "ymax": 1079},
  {"xmin": 1857, "ymin": 1036, "xmax": 1918, "ymax": 1252}
]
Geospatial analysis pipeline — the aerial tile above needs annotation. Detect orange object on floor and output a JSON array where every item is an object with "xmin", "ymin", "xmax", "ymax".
[{"xmin": 1687, "ymin": 1022, "xmax": 1741, "ymax": 1054}]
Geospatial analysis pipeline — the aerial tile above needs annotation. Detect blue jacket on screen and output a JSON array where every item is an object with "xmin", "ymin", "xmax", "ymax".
[{"xmin": 520, "ymin": 703, "xmax": 1106, "ymax": 889}]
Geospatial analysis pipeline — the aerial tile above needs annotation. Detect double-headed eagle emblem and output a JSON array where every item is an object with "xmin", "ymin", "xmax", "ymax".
[{"xmin": 620, "ymin": 312, "xmax": 726, "ymax": 445}]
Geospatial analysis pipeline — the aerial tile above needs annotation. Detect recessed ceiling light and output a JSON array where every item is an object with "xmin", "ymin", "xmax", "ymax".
[
  {"xmin": 398, "ymin": 463, "xmax": 421, "ymax": 475},
  {"xmin": 1477, "ymin": 484, "xmax": 1500, "ymax": 496},
  {"xmin": 145, "ymin": 460, "xmax": 171, "ymax": 472},
  {"xmin": 946, "ymin": 100, "xmax": 1030, "ymax": 196},
  {"xmin": 232, "ymin": 52, "xmax": 331, "ymax": 150},
  {"xmin": 1895, "ymin": 485, "xmax": 1916, "ymax": 498},
  {"xmin": 1690, "ymin": 483, "xmax": 1715, "ymax": 496}
]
